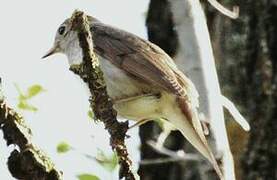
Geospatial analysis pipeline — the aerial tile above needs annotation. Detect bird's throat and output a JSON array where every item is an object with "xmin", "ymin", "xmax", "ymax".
[{"xmin": 65, "ymin": 39, "xmax": 84, "ymax": 65}]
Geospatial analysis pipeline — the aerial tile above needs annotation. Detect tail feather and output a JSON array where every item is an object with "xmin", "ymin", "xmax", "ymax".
[{"xmin": 177, "ymin": 97, "xmax": 224, "ymax": 180}]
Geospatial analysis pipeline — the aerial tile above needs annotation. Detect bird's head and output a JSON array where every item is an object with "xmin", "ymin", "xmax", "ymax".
[
  {"xmin": 42, "ymin": 19, "xmax": 74, "ymax": 59},
  {"xmin": 42, "ymin": 16, "xmax": 99, "ymax": 59}
]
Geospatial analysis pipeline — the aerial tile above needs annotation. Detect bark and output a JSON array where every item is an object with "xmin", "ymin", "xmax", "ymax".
[
  {"xmin": 68, "ymin": 11, "xmax": 135, "ymax": 180},
  {"xmin": 0, "ymin": 78, "xmax": 62, "ymax": 180},
  {"xmin": 205, "ymin": 0, "xmax": 277, "ymax": 179},
  {"xmin": 240, "ymin": 1, "xmax": 277, "ymax": 179}
]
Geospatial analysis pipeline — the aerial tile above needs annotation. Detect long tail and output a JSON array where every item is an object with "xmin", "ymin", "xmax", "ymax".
[{"xmin": 177, "ymin": 97, "xmax": 224, "ymax": 180}]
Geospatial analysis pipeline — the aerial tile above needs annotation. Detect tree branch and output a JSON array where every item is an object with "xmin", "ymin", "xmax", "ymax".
[
  {"xmin": 0, "ymin": 78, "xmax": 62, "ymax": 180},
  {"xmin": 146, "ymin": 140, "xmax": 201, "ymax": 161},
  {"xmin": 206, "ymin": 0, "xmax": 239, "ymax": 19},
  {"xmin": 68, "ymin": 10, "xmax": 136, "ymax": 180}
]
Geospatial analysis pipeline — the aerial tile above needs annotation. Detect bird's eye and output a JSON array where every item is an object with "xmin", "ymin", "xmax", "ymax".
[{"xmin": 58, "ymin": 26, "xmax": 66, "ymax": 35}]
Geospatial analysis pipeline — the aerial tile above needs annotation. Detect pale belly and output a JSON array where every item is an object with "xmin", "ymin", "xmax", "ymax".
[
  {"xmin": 99, "ymin": 58, "xmax": 165, "ymax": 121},
  {"xmin": 99, "ymin": 57, "xmax": 154, "ymax": 101},
  {"xmin": 67, "ymin": 52, "xmax": 177, "ymax": 122}
]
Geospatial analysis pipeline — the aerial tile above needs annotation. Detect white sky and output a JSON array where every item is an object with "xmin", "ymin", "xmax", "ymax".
[{"xmin": 0, "ymin": 0, "xmax": 149, "ymax": 179}]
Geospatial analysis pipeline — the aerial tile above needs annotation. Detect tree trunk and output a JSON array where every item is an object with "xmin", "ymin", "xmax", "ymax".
[
  {"xmin": 240, "ymin": 1, "xmax": 277, "ymax": 179},
  {"xmin": 205, "ymin": 0, "xmax": 277, "ymax": 179}
]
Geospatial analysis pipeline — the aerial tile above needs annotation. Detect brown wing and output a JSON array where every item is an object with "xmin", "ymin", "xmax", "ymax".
[{"xmin": 90, "ymin": 20, "xmax": 198, "ymax": 105}]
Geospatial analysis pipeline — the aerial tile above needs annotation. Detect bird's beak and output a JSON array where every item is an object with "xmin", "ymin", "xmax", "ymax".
[{"xmin": 42, "ymin": 44, "xmax": 60, "ymax": 59}]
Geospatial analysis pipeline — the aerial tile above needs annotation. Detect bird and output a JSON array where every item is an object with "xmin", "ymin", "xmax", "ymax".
[{"xmin": 43, "ymin": 15, "xmax": 223, "ymax": 179}]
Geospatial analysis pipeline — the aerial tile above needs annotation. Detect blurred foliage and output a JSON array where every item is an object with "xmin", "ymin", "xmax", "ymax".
[
  {"xmin": 56, "ymin": 141, "xmax": 117, "ymax": 178},
  {"xmin": 95, "ymin": 149, "xmax": 118, "ymax": 173},
  {"xmin": 56, "ymin": 141, "xmax": 72, "ymax": 154},
  {"xmin": 88, "ymin": 110, "xmax": 94, "ymax": 120},
  {"xmin": 77, "ymin": 174, "xmax": 100, "ymax": 180},
  {"xmin": 15, "ymin": 84, "xmax": 45, "ymax": 112}
]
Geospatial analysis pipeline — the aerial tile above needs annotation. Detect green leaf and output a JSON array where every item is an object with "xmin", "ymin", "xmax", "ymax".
[
  {"xmin": 77, "ymin": 174, "xmax": 100, "ymax": 180},
  {"xmin": 88, "ymin": 110, "xmax": 94, "ymax": 119},
  {"xmin": 95, "ymin": 150, "xmax": 118, "ymax": 172},
  {"xmin": 14, "ymin": 83, "xmax": 24, "ymax": 96},
  {"xmin": 17, "ymin": 101, "xmax": 38, "ymax": 112},
  {"xmin": 27, "ymin": 85, "xmax": 44, "ymax": 98},
  {"xmin": 15, "ymin": 84, "xmax": 27, "ymax": 101},
  {"xmin": 15, "ymin": 84, "xmax": 45, "ymax": 112},
  {"xmin": 18, "ymin": 94, "xmax": 27, "ymax": 101},
  {"xmin": 56, "ymin": 142, "xmax": 72, "ymax": 154}
]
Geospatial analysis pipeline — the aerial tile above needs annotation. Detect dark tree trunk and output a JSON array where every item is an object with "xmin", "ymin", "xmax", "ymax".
[
  {"xmin": 240, "ymin": 1, "xmax": 277, "ymax": 179},
  {"xmin": 138, "ymin": 0, "xmax": 189, "ymax": 180},
  {"xmin": 205, "ymin": 0, "xmax": 277, "ymax": 179}
]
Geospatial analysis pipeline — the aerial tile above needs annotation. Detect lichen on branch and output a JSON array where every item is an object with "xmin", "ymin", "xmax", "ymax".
[
  {"xmin": 69, "ymin": 10, "xmax": 136, "ymax": 180},
  {"xmin": 0, "ymin": 78, "xmax": 62, "ymax": 180}
]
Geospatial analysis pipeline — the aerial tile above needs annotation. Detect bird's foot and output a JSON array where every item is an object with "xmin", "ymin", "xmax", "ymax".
[{"xmin": 128, "ymin": 119, "xmax": 150, "ymax": 129}]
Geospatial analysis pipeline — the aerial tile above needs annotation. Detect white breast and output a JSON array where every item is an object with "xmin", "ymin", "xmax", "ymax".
[
  {"xmin": 99, "ymin": 57, "xmax": 148, "ymax": 100},
  {"xmin": 65, "ymin": 41, "xmax": 148, "ymax": 101},
  {"xmin": 65, "ymin": 38, "xmax": 84, "ymax": 65}
]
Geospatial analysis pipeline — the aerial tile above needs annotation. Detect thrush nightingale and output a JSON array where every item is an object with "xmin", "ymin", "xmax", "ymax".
[{"xmin": 43, "ymin": 15, "xmax": 223, "ymax": 179}]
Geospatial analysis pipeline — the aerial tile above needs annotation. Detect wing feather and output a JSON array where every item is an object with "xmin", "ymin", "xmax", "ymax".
[{"xmin": 90, "ymin": 21, "xmax": 197, "ymax": 102}]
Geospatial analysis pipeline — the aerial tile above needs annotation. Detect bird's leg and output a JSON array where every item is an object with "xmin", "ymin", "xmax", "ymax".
[
  {"xmin": 113, "ymin": 93, "xmax": 156, "ymax": 104},
  {"xmin": 128, "ymin": 119, "xmax": 151, "ymax": 129}
]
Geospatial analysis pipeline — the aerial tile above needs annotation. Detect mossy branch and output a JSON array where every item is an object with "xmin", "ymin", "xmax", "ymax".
[
  {"xmin": 0, "ymin": 78, "xmax": 62, "ymax": 180},
  {"xmin": 69, "ymin": 10, "xmax": 136, "ymax": 180}
]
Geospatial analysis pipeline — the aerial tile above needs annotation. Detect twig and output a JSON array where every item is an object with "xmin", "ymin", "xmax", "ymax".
[
  {"xmin": 68, "ymin": 10, "xmax": 136, "ymax": 180},
  {"xmin": 140, "ymin": 157, "xmax": 192, "ymax": 165},
  {"xmin": 0, "ymin": 78, "xmax": 62, "ymax": 180},
  {"xmin": 207, "ymin": 0, "xmax": 239, "ymax": 19},
  {"xmin": 147, "ymin": 140, "xmax": 201, "ymax": 161},
  {"xmin": 221, "ymin": 95, "xmax": 250, "ymax": 131}
]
